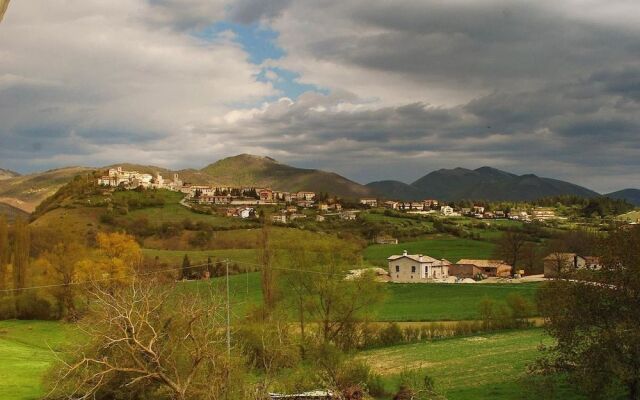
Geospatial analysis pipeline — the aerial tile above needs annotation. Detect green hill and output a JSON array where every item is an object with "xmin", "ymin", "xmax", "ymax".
[
  {"xmin": 606, "ymin": 188, "xmax": 640, "ymax": 206},
  {"xmin": 200, "ymin": 154, "xmax": 373, "ymax": 198}
]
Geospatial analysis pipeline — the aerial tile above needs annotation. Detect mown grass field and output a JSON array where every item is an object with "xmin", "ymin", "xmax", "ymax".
[
  {"xmin": 364, "ymin": 236, "xmax": 496, "ymax": 266},
  {"xmin": 359, "ymin": 328, "xmax": 583, "ymax": 400},
  {"xmin": 0, "ymin": 320, "xmax": 77, "ymax": 400},
  {"xmin": 142, "ymin": 248, "xmax": 259, "ymax": 266},
  {"xmin": 379, "ymin": 282, "xmax": 540, "ymax": 321},
  {"xmin": 181, "ymin": 273, "xmax": 541, "ymax": 322}
]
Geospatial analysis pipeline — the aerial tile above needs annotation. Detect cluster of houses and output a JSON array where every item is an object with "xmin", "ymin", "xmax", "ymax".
[
  {"xmin": 271, "ymin": 205, "xmax": 359, "ymax": 225},
  {"xmin": 186, "ymin": 186, "xmax": 317, "ymax": 207},
  {"xmin": 387, "ymin": 251, "xmax": 514, "ymax": 282},
  {"xmin": 387, "ymin": 250, "xmax": 602, "ymax": 283},
  {"xmin": 542, "ymin": 253, "xmax": 601, "ymax": 278},
  {"xmin": 359, "ymin": 197, "xmax": 558, "ymax": 222},
  {"xmin": 98, "ymin": 167, "xmax": 183, "ymax": 191}
]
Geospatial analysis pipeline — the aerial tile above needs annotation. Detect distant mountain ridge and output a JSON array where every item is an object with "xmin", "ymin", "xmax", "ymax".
[
  {"xmin": 0, "ymin": 166, "xmax": 93, "ymax": 213},
  {"xmin": 1, "ymin": 157, "xmax": 637, "ymax": 214},
  {"xmin": 605, "ymin": 189, "xmax": 640, "ymax": 206},
  {"xmin": 0, "ymin": 168, "xmax": 19, "ymax": 180},
  {"xmin": 367, "ymin": 166, "xmax": 600, "ymax": 201}
]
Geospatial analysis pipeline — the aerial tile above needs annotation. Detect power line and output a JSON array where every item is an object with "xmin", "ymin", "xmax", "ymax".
[
  {"xmin": 0, "ymin": 260, "xmax": 214, "ymax": 293},
  {"xmin": 0, "ymin": 255, "xmax": 549, "ymax": 293}
]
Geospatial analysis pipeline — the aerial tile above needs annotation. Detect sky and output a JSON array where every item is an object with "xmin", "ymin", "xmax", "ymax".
[{"xmin": 0, "ymin": 0, "xmax": 639, "ymax": 193}]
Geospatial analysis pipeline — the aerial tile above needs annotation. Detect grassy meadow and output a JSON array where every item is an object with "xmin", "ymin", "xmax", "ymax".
[
  {"xmin": 0, "ymin": 320, "xmax": 77, "ymax": 400},
  {"xmin": 359, "ymin": 328, "xmax": 583, "ymax": 400},
  {"xmin": 364, "ymin": 236, "xmax": 496, "ymax": 266},
  {"xmin": 180, "ymin": 273, "xmax": 541, "ymax": 323},
  {"xmin": 378, "ymin": 282, "xmax": 540, "ymax": 321},
  {"xmin": 0, "ymin": 278, "xmax": 548, "ymax": 400}
]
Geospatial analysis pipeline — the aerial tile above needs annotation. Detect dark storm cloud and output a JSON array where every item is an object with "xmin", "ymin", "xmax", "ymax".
[
  {"xmin": 1, "ymin": 0, "xmax": 640, "ymax": 192},
  {"xmin": 211, "ymin": 63, "xmax": 640, "ymax": 191},
  {"xmin": 299, "ymin": 1, "xmax": 639, "ymax": 94},
  {"xmin": 227, "ymin": 0, "xmax": 292, "ymax": 24}
]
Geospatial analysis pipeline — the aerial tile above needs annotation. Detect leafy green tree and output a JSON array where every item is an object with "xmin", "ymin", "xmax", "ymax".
[{"xmin": 535, "ymin": 226, "xmax": 640, "ymax": 399}]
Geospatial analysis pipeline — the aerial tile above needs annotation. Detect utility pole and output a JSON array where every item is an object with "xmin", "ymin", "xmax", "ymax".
[
  {"xmin": 225, "ymin": 258, "xmax": 230, "ymax": 400},
  {"xmin": 225, "ymin": 259, "xmax": 230, "ymax": 356}
]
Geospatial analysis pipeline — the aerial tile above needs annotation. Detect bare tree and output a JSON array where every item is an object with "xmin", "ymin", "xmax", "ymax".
[
  {"xmin": 494, "ymin": 231, "xmax": 528, "ymax": 275},
  {"xmin": 47, "ymin": 279, "xmax": 247, "ymax": 400}
]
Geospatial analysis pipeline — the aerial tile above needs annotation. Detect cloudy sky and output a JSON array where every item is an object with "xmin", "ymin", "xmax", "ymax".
[{"xmin": 0, "ymin": 0, "xmax": 639, "ymax": 192}]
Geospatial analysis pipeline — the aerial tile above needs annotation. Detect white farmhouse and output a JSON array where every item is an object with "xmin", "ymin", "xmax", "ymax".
[
  {"xmin": 441, "ymin": 205, "xmax": 454, "ymax": 216},
  {"xmin": 388, "ymin": 250, "xmax": 451, "ymax": 282}
]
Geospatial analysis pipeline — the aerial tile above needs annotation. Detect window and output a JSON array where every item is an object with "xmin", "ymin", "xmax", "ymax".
[
  {"xmin": 425, "ymin": 266, "xmax": 429, "ymax": 274},
  {"xmin": 411, "ymin": 266, "xmax": 416, "ymax": 273},
  {"xmin": 395, "ymin": 265, "xmax": 400, "ymax": 272}
]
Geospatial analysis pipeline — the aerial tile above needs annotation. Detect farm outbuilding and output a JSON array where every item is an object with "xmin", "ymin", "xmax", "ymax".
[{"xmin": 455, "ymin": 259, "xmax": 513, "ymax": 278}]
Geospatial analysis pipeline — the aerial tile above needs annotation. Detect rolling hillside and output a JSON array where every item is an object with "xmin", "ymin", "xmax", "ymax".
[
  {"xmin": 606, "ymin": 189, "xmax": 640, "ymax": 206},
  {"xmin": 0, "ymin": 167, "xmax": 93, "ymax": 213},
  {"xmin": 368, "ymin": 166, "xmax": 599, "ymax": 201},
  {"xmin": 200, "ymin": 154, "xmax": 373, "ymax": 198},
  {"xmin": 0, "ymin": 202, "xmax": 28, "ymax": 221},
  {"xmin": 0, "ymin": 168, "xmax": 19, "ymax": 181}
]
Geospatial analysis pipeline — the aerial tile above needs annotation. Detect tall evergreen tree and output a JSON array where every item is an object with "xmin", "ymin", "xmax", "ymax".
[
  {"xmin": 206, "ymin": 256, "xmax": 213, "ymax": 279},
  {"xmin": 181, "ymin": 254, "xmax": 191, "ymax": 280},
  {"xmin": 0, "ymin": 215, "xmax": 8, "ymax": 292},
  {"xmin": 259, "ymin": 223, "xmax": 275, "ymax": 309}
]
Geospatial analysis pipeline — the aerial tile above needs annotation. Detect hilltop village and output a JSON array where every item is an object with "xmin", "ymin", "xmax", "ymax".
[
  {"xmin": 97, "ymin": 166, "xmax": 604, "ymax": 284},
  {"xmin": 99, "ymin": 166, "xmax": 564, "ymax": 225}
]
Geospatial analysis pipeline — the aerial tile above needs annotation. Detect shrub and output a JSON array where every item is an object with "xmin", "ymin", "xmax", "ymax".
[
  {"xmin": 379, "ymin": 322, "xmax": 405, "ymax": 346},
  {"xmin": 15, "ymin": 292, "xmax": 56, "ymax": 320}
]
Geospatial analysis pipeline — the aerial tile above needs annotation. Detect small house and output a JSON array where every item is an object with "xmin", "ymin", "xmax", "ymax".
[
  {"xmin": 543, "ymin": 253, "xmax": 587, "ymax": 277},
  {"xmin": 359, "ymin": 198, "xmax": 378, "ymax": 207},
  {"xmin": 441, "ymin": 206, "xmax": 454, "ymax": 216},
  {"xmin": 271, "ymin": 214, "xmax": 287, "ymax": 224},
  {"xmin": 388, "ymin": 251, "xmax": 451, "ymax": 282}
]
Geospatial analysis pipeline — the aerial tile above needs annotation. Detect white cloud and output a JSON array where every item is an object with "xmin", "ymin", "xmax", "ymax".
[{"xmin": 0, "ymin": 0, "xmax": 274, "ymax": 169}]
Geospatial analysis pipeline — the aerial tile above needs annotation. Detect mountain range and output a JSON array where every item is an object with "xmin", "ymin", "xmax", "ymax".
[
  {"xmin": 0, "ymin": 155, "xmax": 637, "ymax": 214},
  {"xmin": 366, "ymin": 166, "xmax": 601, "ymax": 201}
]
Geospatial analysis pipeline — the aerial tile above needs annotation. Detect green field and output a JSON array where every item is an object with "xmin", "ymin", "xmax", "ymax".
[
  {"xmin": 0, "ymin": 320, "xmax": 77, "ymax": 400},
  {"xmin": 185, "ymin": 273, "xmax": 541, "ymax": 322},
  {"xmin": 359, "ymin": 328, "xmax": 582, "ymax": 400},
  {"xmin": 378, "ymin": 282, "xmax": 540, "ymax": 321},
  {"xmin": 0, "ymin": 279, "xmax": 545, "ymax": 399},
  {"xmin": 143, "ymin": 248, "xmax": 259, "ymax": 266},
  {"xmin": 115, "ymin": 190, "xmax": 252, "ymax": 228},
  {"xmin": 177, "ymin": 272, "xmax": 263, "ymax": 318},
  {"xmin": 364, "ymin": 236, "xmax": 496, "ymax": 266}
]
